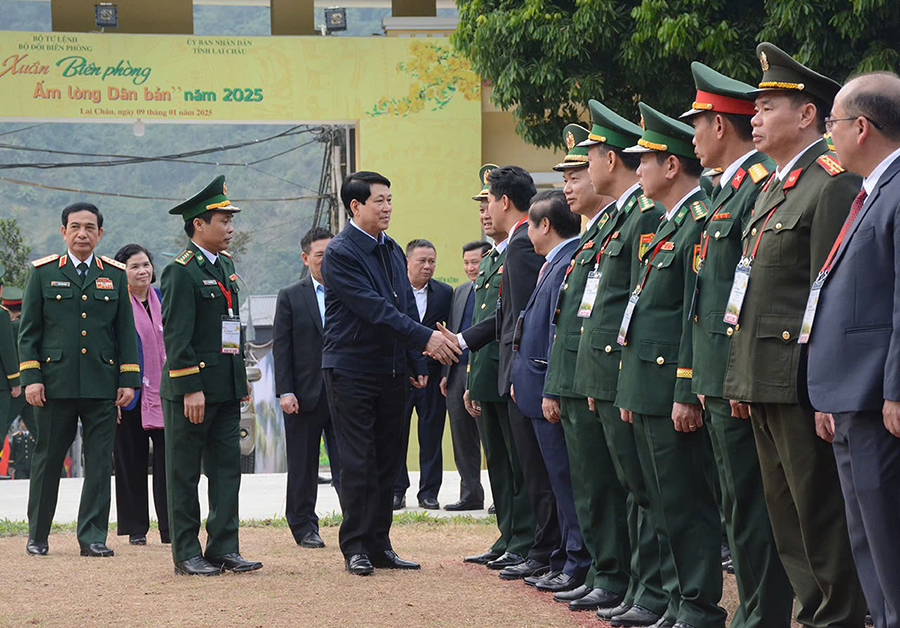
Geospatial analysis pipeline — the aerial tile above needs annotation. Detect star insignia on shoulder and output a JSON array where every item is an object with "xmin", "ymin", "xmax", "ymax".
[{"xmin": 816, "ymin": 154, "xmax": 844, "ymax": 176}]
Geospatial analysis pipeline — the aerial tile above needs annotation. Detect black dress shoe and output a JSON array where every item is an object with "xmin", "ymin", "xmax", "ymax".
[
  {"xmin": 205, "ymin": 553, "xmax": 263, "ymax": 572},
  {"xmin": 648, "ymin": 619, "xmax": 675, "ymax": 628},
  {"xmin": 444, "ymin": 499, "xmax": 484, "ymax": 511},
  {"xmin": 486, "ymin": 551, "xmax": 524, "ymax": 570},
  {"xmin": 609, "ymin": 605, "xmax": 662, "ymax": 626},
  {"xmin": 525, "ymin": 569, "xmax": 561, "ymax": 587},
  {"xmin": 345, "ymin": 553, "xmax": 374, "ymax": 575},
  {"xmin": 488, "ymin": 503, "xmax": 496, "ymax": 514},
  {"xmin": 597, "ymin": 603, "xmax": 632, "ymax": 619},
  {"xmin": 26, "ymin": 540, "xmax": 48, "ymax": 556},
  {"xmin": 418, "ymin": 497, "xmax": 440, "ymax": 510},
  {"xmin": 553, "ymin": 584, "xmax": 591, "ymax": 603},
  {"xmin": 499, "ymin": 557, "xmax": 549, "ymax": 580},
  {"xmin": 392, "ymin": 494, "xmax": 406, "ymax": 510},
  {"xmin": 80, "ymin": 542, "xmax": 114, "ymax": 557},
  {"xmin": 567, "ymin": 587, "xmax": 622, "ymax": 611},
  {"xmin": 370, "ymin": 549, "xmax": 420, "ymax": 570},
  {"xmin": 129, "ymin": 534, "xmax": 147, "ymax": 546},
  {"xmin": 536, "ymin": 572, "xmax": 582, "ymax": 592},
  {"xmin": 297, "ymin": 530, "xmax": 326, "ymax": 548},
  {"xmin": 174, "ymin": 556, "xmax": 223, "ymax": 576},
  {"xmin": 866, "ymin": 614, "xmax": 874, "ymax": 627},
  {"xmin": 464, "ymin": 549, "xmax": 503, "ymax": 564},
  {"xmin": 318, "ymin": 475, "xmax": 331, "ymax": 484},
  {"xmin": 160, "ymin": 531, "xmax": 171, "ymax": 544}
]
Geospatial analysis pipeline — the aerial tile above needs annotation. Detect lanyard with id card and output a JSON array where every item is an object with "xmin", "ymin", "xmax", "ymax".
[
  {"xmin": 797, "ymin": 274, "xmax": 825, "ymax": 344},
  {"xmin": 578, "ymin": 270, "xmax": 601, "ymax": 318},
  {"xmin": 723, "ymin": 209, "xmax": 777, "ymax": 326},
  {"xmin": 618, "ymin": 234, "xmax": 671, "ymax": 345},
  {"xmin": 215, "ymin": 279, "xmax": 241, "ymax": 354}
]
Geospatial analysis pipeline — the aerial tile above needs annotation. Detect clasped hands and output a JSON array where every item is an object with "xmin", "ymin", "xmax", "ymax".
[{"xmin": 423, "ymin": 322, "xmax": 463, "ymax": 365}]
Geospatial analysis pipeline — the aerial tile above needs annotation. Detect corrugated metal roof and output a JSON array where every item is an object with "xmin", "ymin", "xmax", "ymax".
[{"xmin": 239, "ymin": 294, "xmax": 278, "ymax": 328}]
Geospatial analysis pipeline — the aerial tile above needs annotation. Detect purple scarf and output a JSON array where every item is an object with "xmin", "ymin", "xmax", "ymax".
[{"xmin": 131, "ymin": 288, "xmax": 165, "ymax": 430}]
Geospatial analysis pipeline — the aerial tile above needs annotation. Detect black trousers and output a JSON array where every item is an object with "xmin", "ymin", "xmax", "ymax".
[
  {"xmin": 324, "ymin": 368, "xmax": 406, "ymax": 558},
  {"xmin": 114, "ymin": 404, "xmax": 169, "ymax": 540},
  {"xmin": 394, "ymin": 370, "xmax": 447, "ymax": 501},
  {"xmin": 507, "ymin": 399, "xmax": 560, "ymax": 565},
  {"xmin": 446, "ymin": 362, "xmax": 484, "ymax": 505},
  {"xmin": 283, "ymin": 386, "xmax": 342, "ymax": 539}
]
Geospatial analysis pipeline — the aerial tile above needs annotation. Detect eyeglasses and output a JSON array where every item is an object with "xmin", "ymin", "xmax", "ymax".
[{"xmin": 824, "ymin": 116, "xmax": 883, "ymax": 132}]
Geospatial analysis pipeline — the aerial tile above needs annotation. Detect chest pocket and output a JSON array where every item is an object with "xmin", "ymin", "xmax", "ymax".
[
  {"xmin": 575, "ymin": 249, "xmax": 595, "ymax": 266},
  {"xmin": 604, "ymin": 240, "xmax": 625, "ymax": 258},
  {"xmin": 707, "ymin": 220, "xmax": 735, "ymax": 241},
  {"xmin": 756, "ymin": 211, "xmax": 802, "ymax": 267},
  {"xmin": 43, "ymin": 287, "xmax": 73, "ymax": 302},
  {"xmin": 92, "ymin": 290, "xmax": 119, "ymax": 303},
  {"xmin": 198, "ymin": 286, "xmax": 223, "ymax": 300},
  {"xmin": 651, "ymin": 250, "xmax": 677, "ymax": 270}
]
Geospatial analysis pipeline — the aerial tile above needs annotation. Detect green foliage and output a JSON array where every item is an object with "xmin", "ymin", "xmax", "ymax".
[
  {"xmin": 453, "ymin": 0, "xmax": 900, "ymax": 148},
  {"xmin": 0, "ymin": 218, "xmax": 32, "ymax": 287}
]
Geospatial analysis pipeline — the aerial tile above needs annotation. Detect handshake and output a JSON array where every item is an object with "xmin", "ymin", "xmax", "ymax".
[{"xmin": 423, "ymin": 322, "xmax": 463, "ymax": 365}]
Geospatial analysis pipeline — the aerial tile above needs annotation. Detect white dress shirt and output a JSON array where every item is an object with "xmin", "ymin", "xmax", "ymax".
[
  {"xmin": 863, "ymin": 146, "xmax": 900, "ymax": 196},
  {"xmin": 617, "ymin": 182, "xmax": 643, "ymax": 211},
  {"xmin": 67, "ymin": 250, "xmax": 94, "ymax": 274},
  {"xmin": 720, "ymin": 149, "xmax": 759, "ymax": 188},
  {"xmin": 412, "ymin": 283, "xmax": 428, "ymax": 322},
  {"xmin": 191, "ymin": 241, "xmax": 219, "ymax": 265},
  {"xmin": 665, "ymin": 186, "xmax": 702, "ymax": 221},
  {"xmin": 776, "ymin": 140, "xmax": 822, "ymax": 181}
]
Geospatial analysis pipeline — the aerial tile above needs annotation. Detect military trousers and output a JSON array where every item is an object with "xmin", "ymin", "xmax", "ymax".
[
  {"xmin": 163, "ymin": 397, "xmax": 241, "ymax": 563},
  {"xmin": 28, "ymin": 398, "xmax": 116, "ymax": 546},
  {"xmin": 558, "ymin": 396, "xmax": 629, "ymax": 594},
  {"xmin": 1, "ymin": 391, "xmax": 10, "ymax": 437},
  {"xmin": 632, "ymin": 411, "xmax": 726, "ymax": 628},
  {"xmin": 704, "ymin": 397, "xmax": 793, "ymax": 628},
  {"xmin": 594, "ymin": 401, "xmax": 668, "ymax": 615},
  {"xmin": 750, "ymin": 402, "xmax": 867, "ymax": 628},
  {"xmin": 479, "ymin": 399, "xmax": 533, "ymax": 557}
]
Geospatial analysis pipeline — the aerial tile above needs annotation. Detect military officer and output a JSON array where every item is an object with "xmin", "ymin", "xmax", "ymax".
[
  {"xmin": 616, "ymin": 103, "xmax": 725, "ymax": 628},
  {"xmin": 160, "ymin": 175, "xmax": 261, "ymax": 576},
  {"xmin": 9, "ymin": 419, "xmax": 34, "ymax": 479},
  {"xmin": 573, "ymin": 100, "xmax": 669, "ymax": 627},
  {"xmin": 721, "ymin": 43, "xmax": 867, "ymax": 627},
  {"xmin": 0, "ymin": 264, "xmax": 22, "ymax": 437},
  {"xmin": 19, "ymin": 202, "xmax": 140, "ymax": 558},
  {"xmin": 462, "ymin": 165, "xmax": 536, "ymax": 569},
  {"xmin": 542, "ymin": 122, "xmax": 631, "ymax": 611},
  {"xmin": 679, "ymin": 62, "xmax": 793, "ymax": 628},
  {"xmin": 2, "ymin": 287, "xmax": 36, "ymax": 437}
]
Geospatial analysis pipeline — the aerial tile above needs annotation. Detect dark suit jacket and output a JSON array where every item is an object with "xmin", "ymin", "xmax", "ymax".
[
  {"xmin": 512, "ymin": 239, "xmax": 580, "ymax": 418},
  {"xmin": 463, "ymin": 220, "xmax": 544, "ymax": 397},
  {"xmin": 442, "ymin": 281, "xmax": 474, "ymax": 383},
  {"xmin": 273, "ymin": 276, "xmax": 326, "ymax": 412},
  {"xmin": 414, "ymin": 278, "xmax": 452, "ymax": 375},
  {"xmin": 807, "ymin": 153, "xmax": 900, "ymax": 413}
]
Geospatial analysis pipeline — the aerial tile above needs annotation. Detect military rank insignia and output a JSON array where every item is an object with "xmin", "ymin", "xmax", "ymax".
[
  {"xmin": 638, "ymin": 196, "xmax": 654, "ymax": 212},
  {"xmin": 731, "ymin": 168, "xmax": 747, "ymax": 190},
  {"xmin": 783, "ymin": 168, "xmax": 803, "ymax": 190},
  {"xmin": 748, "ymin": 163, "xmax": 770, "ymax": 183},
  {"xmin": 690, "ymin": 200, "xmax": 709, "ymax": 221},
  {"xmin": 693, "ymin": 244, "xmax": 702, "ymax": 273},
  {"xmin": 816, "ymin": 154, "xmax": 844, "ymax": 176},
  {"xmin": 95, "ymin": 278, "xmax": 114, "ymax": 290},
  {"xmin": 174, "ymin": 250, "xmax": 195, "ymax": 265},
  {"xmin": 639, "ymin": 233, "xmax": 654, "ymax": 258},
  {"xmin": 598, "ymin": 213, "xmax": 610, "ymax": 229}
]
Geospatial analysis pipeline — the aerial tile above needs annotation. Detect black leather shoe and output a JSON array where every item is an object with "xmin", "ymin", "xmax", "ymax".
[
  {"xmin": 486, "ymin": 551, "xmax": 524, "ymax": 570},
  {"xmin": 174, "ymin": 556, "xmax": 223, "ymax": 576},
  {"xmin": 597, "ymin": 603, "xmax": 632, "ymax": 619},
  {"xmin": 370, "ymin": 549, "xmax": 420, "ymax": 570},
  {"xmin": 464, "ymin": 549, "xmax": 503, "ymax": 564},
  {"xmin": 566, "ymin": 587, "xmax": 621, "ymax": 611},
  {"xmin": 444, "ymin": 499, "xmax": 483, "ymax": 511},
  {"xmin": 488, "ymin": 503, "xmax": 496, "ymax": 514},
  {"xmin": 26, "ymin": 540, "xmax": 48, "ymax": 556},
  {"xmin": 609, "ymin": 605, "xmax": 662, "ymax": 626},
  {"xmin": 536, "ymin": 572, "xmax": 582, "ymax": 592},
  {"xmin": 647, "ymin": 619, "xmax": 675, "ymax": 628},
  {"xmin": 345, "ymin": 553, "xmax": 374, "ymax": 575},
  {"xmin": 80, "ymin": 542, "xmax": 114, "ymax": 557},
  {"xmin": 318, "ymin": 475, "xmax": 331, "ymax": 484},
  {"xmin": 160, "ymin": 531, "xmax": 171, "ymax": 544},
  {"xmin": 525, "ymin": 569, "xmax": 561, "ymax": 587},
  {"xmin": 205, "ymin": 553, "xmax": 262, "ymax": 573},
  {"xmin": 553, "ymin": 584, "xmax": 591, "ymax": 603},
  {"xmin": 499, "ymin": 557, "xmax": 549, "ymax": 580},
  {"xmin": 392, "ymin": 494, "xmax": 406, "ymax": 510},
  {"xmin": 129, "ymin": 534, "xmax": 147, "ymax": 546},
  {"xmin": 298, "ymin": 530, "xmax": 325, "ymax": 549},
  {"xmin": 721, "ymin": 543, "xmax": 731, "ymax": 564},
  {"xmin": 866, "ymin": 614, "xmax": 875, "ymax": 627},
  {"xmin": 418, "ymin": 497, "xmax": 440, "ymax": 510}
]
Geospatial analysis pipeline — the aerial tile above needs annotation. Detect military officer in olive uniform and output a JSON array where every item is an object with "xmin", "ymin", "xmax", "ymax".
[
  {"xmin": 161, "ymin": 175, "xmax": 262, "ymax": 577},
  {"xmin": 616, "ymin": 104, "xmax": 725, "ymax": 628},
  {"xmin": 573, "ymin": 100, "xmax": 669, "ymax": 627},
  {"xmin": 19, "ymin": 202, "xmax": 140, "ymax": 558},
  {"xmin": 9, "ymin": 419, "xmax": 35, "ymax": 479},
  {"xmin": 542, "ymin": 123, "xmax": 631, "ymax": 611},
  {"xmin": 722, "ymin": 44, "xmax": 867, "ymax": 627},
  {"xmin": 462, "ymin": 165, "xmax": 536, "ymax": 569},
  {"xmin": 0, "ymin": 264, "xmax": 22, "ymax": 437},
  {"xmin": 2, "ymin": 287, "xmax": 36, "ymax": 437},
  {"xmin": 679, "ymin": 62, "xmax": 793, "ymax": 628}
]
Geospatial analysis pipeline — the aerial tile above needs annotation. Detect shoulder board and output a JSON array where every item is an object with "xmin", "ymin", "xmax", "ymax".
[
  {"xmin": 748, "ymin": 162, "xmax": 769, "ymax": 184},
  {"xmin": 783, "ymin": 168, "xmax": 804, "ymax": 191},
  {"xmin": 31, "ymin": 254, "xmax": 60, "ymax": 267},
  {"xmin": 690, "ymin": 200, "xmax": 709, "ymax": 222},
  {"xmin": 174, "ymin": 249, "xmax": 195, "ymax": 266},
  {"xmin": 481, "ymin": 248, "xmax": 490, "ymax": 259},
  {"xmin": 731, "ymin": 168, "xmax": 747, "ymax": 190},
  {"xmin": 220, "ymin": 250, "xmax": 233, "ymax": 258},
  {"xmin": 638, "ymin": 195, "xmax": 655, "ymax": 212},
  {"xmin": 0, "ymin": 304, "xmax": 8, "ymax": 314},
  {"xmin": 99, "ymin": 255, "xmax": 126, "ymax": 271},
  {"xmin": 816, "ymin": 154, "xmax": 844, "ymax": 176}
]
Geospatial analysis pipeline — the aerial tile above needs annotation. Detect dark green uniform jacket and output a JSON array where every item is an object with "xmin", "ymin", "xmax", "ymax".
[
  {"xmin": 10, "ymin": 429, "xmax": 34, "ymax": 474},
  {"xmin": 723, "ymin": 140, "xmax": 860, "ymax": 404},
  {"xmin": 615, "ymin": 189, "xmax": 709, "ymax": 415},
  {"xmin": 18, "ymin": 253, "xmax": 140, "ymax": 398},
  {"xmin": 466, "ymin": 246, "xmax": 506, "ymax": 403},
  {"xmin": 160, "ymin": 242, "xmax": 247, "ymax": 403},
  {"xmin": 0, "ymin": 305, "xmax": 19, "ymax": 390},
  {"xmin": 692, "ymin": 152, "xmax": 775, "ymax": 398}
]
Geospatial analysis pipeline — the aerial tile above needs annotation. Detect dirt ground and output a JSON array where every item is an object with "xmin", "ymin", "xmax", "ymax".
[{"xmin": 2, "ymin": 523, "xmax": 779, "ymax": 628}]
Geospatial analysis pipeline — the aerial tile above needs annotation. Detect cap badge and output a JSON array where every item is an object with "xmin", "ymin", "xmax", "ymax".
[
  {"xmin": 760, "ymin": 51, "xmax": 769, "ymax": 71},
  {"xmin": 483, "ymin": 169, "xmax": 491, "ymax": 185},
  {"xmin": 640, "ymin": 115, "xmax": 646, "ymax": 131},
  {"xmin": 565, "ymin": 131, "xmax": 576, "ymax": 150}
]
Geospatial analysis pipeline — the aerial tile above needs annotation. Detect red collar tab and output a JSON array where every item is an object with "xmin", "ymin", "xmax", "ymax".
[
  {"xmin": 783, "ymin": 168, "xmax": 803, "ymax": 190},
  {"xmin": 731, "ymin": 168, "xmax": 747, "ymax": 190}
]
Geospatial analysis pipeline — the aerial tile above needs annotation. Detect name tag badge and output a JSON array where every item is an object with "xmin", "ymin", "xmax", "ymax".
[
  {"xmin": 50, "ymin": 281, "xmax": 70, "ymax": 287},
  {"xmin": 723, "ymin": 259, "xmax": 752, "ymax": 325},
  {"xmin": 203, "ymin": 279, "xmax": 217, "ymax": 286},
  {"xmin": 798, "ymin": 276, "xmax": 825, "ymax": 345},
  {"xmin": 95, "ymin": 277, "xmax": 114, "ymax": 290},
  {"xmin": 221, "ymin": 316, "xmax": 241, "ymax": 354},
  {"xmin": 577, "ymin": 271, "xmax": 602, "ymax": 318},
  {"xmin": 617, "ymin": 292, "xmax": 640, "ymax": 346}
]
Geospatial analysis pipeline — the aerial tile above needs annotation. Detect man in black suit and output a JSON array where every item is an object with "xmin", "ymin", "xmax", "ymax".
[
  {"xmin": 440, "ymin": 240, "xmax": 491, "ymax": 511},
  {"xmin": 273, "ymin": 227, "xmax": 343, "ymax": 549},
  {"xmin": 393, "ymin": 239, "xmax": 453, "ymax": 510}
]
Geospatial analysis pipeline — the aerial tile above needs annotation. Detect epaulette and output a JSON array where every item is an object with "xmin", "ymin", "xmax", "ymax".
[
  {"xmin": 816, "ymin": 154, "xmax": 844, "ymax": 176},
  {"xmin": 748, "ymin": 162, "xmax": 769, "ymax": 184},
  {"xmin": 638, "ymin": 195, "xmax": 655, "ymax": 212},
  {"xmin": 174, "ymin": 249, "xmax": 195, "ymax": 266},
  {"xmin": 690, "ymin": 200, "xmax": 709, "ymax": 222},
  {"xmin": 481, "ymin": 248, "xmax": 491, "ymax": 259},
  {"xmin": 0, "ymin": 304, "xmax": 8, "ymax": 314},
  {"xmin": 100, "ymin": 255, "xmax": 126, "ymax": 271},
  {"xmin": 220, "ymin": 250, "xmax": 233, "ymax": 258},
  {"xmin": 31, "ymin": 254, "xmax": 59, "ymax": 267}
]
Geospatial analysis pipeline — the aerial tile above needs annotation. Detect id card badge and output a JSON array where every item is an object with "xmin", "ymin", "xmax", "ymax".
[
  {"xmin": 798, "ymin": 275, "xmax": 825, "ymax": 344},
  {"xmin": 512, "ymin": 312, "xmax": 525, "ymax": 352},
  {"xmin": 577, "ymin": 270, "xmax": 602, "ymax": 318},
  {"xmin": 617, "ymin": 292, "xmax": 640, "ymax": 346},
  {"xmin": 221, "ymin": 316, "xmax": 241, "ymax": 354},
  {"xmin": 723, "ymin": 259, "xmax": 752, "ymax": 325}
]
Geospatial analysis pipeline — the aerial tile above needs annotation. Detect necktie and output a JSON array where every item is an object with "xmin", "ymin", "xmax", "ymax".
[
  {"xmin": 76, "ymin": 262, "xmax": 89, "ymax": 286},
  {"xmin": 537, "ymin": 260, "xmax": 549, "ymax": 283},
  {"xmin": 822, "ymin": 187, "xmax": 868, "ymax": 274}
]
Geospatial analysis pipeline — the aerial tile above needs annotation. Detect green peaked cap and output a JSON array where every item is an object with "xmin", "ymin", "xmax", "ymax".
[
  {"xmin": 1, "ymin": 285, "xmax": 23, "ymax": 304},
  {"xmin": 625, "ymin": 102, "xmax": 697, "ymax": 159},
  {"xmin": 169, "ymin": 175, "xmax": 241, "ymax": 222},
  {"xmin": 553, "ymin": 124, "xmax": 591, "ymax": 171},
  {"xmin": 473, "ymin": 164, "xmax": 498, "ymax": 200},
  {"xmin": 578, "ymin": 100, "xmax": 643, "ymax": 149},
  {"xmin": 680, "ymin": 62, "xmax": 758, "ymax": 119},
  {"xmin": 752, "ymin": 42, "xmax": 841, "ymax": 105}
]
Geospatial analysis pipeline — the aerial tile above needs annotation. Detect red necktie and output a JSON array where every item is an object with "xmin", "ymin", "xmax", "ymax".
[
  {"xmin": 821, "ymin": 187, "xmax": 867, "ymax": 274},
  {"xmin": 537, "ymin": 261, "xmax": 549, "ymax": 283}
]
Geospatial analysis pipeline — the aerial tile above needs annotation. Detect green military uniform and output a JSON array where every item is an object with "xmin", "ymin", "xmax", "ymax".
[
  {"xmin": 2, "ymin": 287, "xmax": 37, "ymax": 438},
  {"xmin": 10, "ymin": 426, "xmax": 35, "ymax": 479},
  {"xmin": 722, "ymin": 44, "xmax": 867, "ymax": 628},
  {"xmin": 466, "ymin": 165, "xmax": 535, "ymax": 559},
  {"xmin": 681, "ymin": 62, "xmax": 793, "ymax": 628},
  {"xmin": 0, "ymin": 265, "xmax": 22, "ymax": 438},
  {"xmin": 161, "ymin": 176, "xmax": 249, "ymax": 564},
  {"xmin": 19, "ymin": 248, "xmax": 140, "ymax": 548},
  {"xmin": 615, "ymin": 103, "xmax": 725, "ymax": 628},
  {"xmin": 544, "ymin": 122, "xmax": 630, "ymax": 598},
  {"xmin": 572, "ymin": 100, "xmax": 670, "ymax": 617}
]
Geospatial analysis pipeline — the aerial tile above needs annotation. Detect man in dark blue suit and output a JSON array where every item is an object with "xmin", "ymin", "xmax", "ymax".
[
  {"xmin": 805, "ymin": 72, "xmax": 900, "ymax": 628},
  {"xmin": 393, "ymin": 239, "xmax": 452, "ymax": 510},
  {"xmin": 320, "ymin": 171, "xmax": 460, "ymax": 575},
  {"xmin": 510, "ymin": 189, "xmax": 590, "ymax": 593}
]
